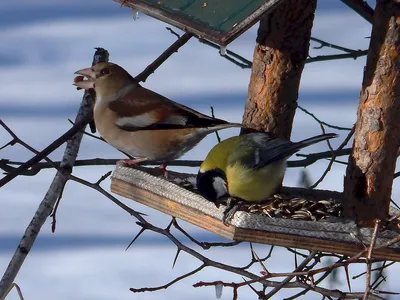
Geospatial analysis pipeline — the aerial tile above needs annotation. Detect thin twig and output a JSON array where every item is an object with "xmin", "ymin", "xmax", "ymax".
[
  {"xmin": 210, "ymin": 106, "xmax": 221, "ymax": 143},
  {"xmin": 340, "ymin": 0, "xmax": 374, "ymax": 24},
  {"xmin": 135, "ymin": 32, "xmax": 193, "ymax": 82},
  {"xmin": 0, "ymin": 115, "xmax": 92, "ymax": 188},
  {"xmin": 354, "ymin": 261, "xmax": 394, "ymax": 280},
  {"xmin": 131, "ymin": 265, "xmax": 206, "ymax": 293},
  {"xmin": 264, "ymin": 251, "xmax": 318, "ymax": 299},
  {"xmin": 95, "ymin": 171, "xmax": 113, "ymax": 186},
  {"xmin": 166, "ymin": 27, "xmax": 181, "ymax": 39},
  {"xmin": 298, "ymin": 106, "xmax": 352, "ymax": 131},
  {"xmin": 240, "ymin": 245, "xmax": 274, "ymax": 270},
  {"xmin": 306, "ymin": 50, "xmax": 368, "ymax": 64},
  {"xmin": 68, "ymin": 174, "xmax": 145, "ymax": 221},
  {"xmin": 363, "ymin": 220, "xmax": 381, "ymax": 300},
  {"xmin": 2, "ymin": 147, "xmax": 353, "ymax": 176},
  {"xmin": 197, "ymin": 38, "xmax": 252, "ymax": 69},
  {"xmin": 286, "ymin": 256, "xmax": 348, "ymax": 300},
  {"xmin": 310, "ymin": 125, "xmax": 355, "ymax": 189},
  {"xmin": 0, "ymin": 159, "xmax": 203, "ymax": 176},
  {"xmin": 310, "ymin": 37, "xmax": 364, "ymax": 54},
  {"xmin": 1, "ymin": 283, "xmax": 24, "ymax": 300},
  {"xmin": 172, "ymin": 218, "xmax": 240, "ymax": 249},
  {"xmin": 50, "ymin": 183, "xmax": 67, "ymax": 233}
]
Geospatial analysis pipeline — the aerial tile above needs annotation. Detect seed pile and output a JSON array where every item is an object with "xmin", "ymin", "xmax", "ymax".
[
  {"xmin": 173, "ymin": 176, "xmax": 343, "ymax": 221},
  {"xmin": 246, "ymin": 194, "xmax": 343, "ymax": 221}
]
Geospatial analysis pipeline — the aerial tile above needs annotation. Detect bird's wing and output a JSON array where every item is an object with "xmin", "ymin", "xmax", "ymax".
[
  {"xmin": 109, "ymin": 85, "xmax": 228, "ymax": 131},
  {"xmin": 228, "ymin": 133, "xmax": 298, "ymax": 170}
]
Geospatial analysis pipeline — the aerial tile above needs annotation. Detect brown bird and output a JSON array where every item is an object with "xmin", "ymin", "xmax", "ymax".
[{"xmin": 73, "ymin": 62, "xmax": 241, "ymax": 172}]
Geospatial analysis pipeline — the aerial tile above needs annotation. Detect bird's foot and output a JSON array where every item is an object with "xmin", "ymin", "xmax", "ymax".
[
  {"xmin": 120, "ymin": 157, "xmax": 148, "ymax": 168},
  {"xmin": 222, "ymin": 198, "xmax": 246, "ymax": 226},
  {"xmin": 158, "ymin": 163, "xmax": 168, "ymax": 178}
]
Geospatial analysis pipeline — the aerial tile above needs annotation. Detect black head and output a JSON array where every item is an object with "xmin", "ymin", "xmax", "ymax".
[{"xmin": 197, "ymin": 168, "xmax": 229, "ymax": 205}]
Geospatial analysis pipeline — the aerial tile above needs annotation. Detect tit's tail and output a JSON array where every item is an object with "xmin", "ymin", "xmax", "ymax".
[{"xmin": 296, "ymin": 133, "xmax": 338, "ymax": 149}]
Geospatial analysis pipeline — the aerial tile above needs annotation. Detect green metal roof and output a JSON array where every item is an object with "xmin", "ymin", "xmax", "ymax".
[{"xmin": 116, "ymin": 0, "xmax": 287, "ymax": 46}]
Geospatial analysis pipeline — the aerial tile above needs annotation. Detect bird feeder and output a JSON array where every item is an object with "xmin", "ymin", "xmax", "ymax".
[
  {"xmin": 109, "ymin": 0, "xmax": 400, "ymax": 262},
  {"xmin": 116, "ymin": 0, "xmax": 288, "ymax": 46},
  {"xmin": 111, "ymin": 164, "xmax": 400, "ymax": 262}
]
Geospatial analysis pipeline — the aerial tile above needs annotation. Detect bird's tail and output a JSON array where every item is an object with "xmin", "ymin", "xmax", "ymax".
[
  {"xmin": 296, "ymin": 133, "xmax": 338, "ymax": 148},
  {"xmin": 204, "ymin": 122, "xmax": 242, "ymax": 132}
]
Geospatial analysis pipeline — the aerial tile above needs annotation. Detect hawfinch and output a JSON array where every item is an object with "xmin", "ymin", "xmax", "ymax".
[{"xmin": 73, "ymin": 62, "xmax": 241, "ymax": 168}]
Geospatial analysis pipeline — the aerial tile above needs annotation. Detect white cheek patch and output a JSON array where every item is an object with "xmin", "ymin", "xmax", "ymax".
[{"xmin": 212, "ymin": 177, "xmax": 228, "ymax": 199}]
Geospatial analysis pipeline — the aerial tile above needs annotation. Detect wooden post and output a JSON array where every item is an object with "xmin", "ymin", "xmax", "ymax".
[
  {"xmin": 344, "ymin": 0, "xmax": 400, "ymax": 223},
  {"xmin": 242, "ymin": 0, "xmax": 317, "ymax": 139}
]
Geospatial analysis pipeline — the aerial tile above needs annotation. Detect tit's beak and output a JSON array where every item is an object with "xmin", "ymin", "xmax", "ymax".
[
  {"xmin": 73, "ymin": 67, "xmax": 95, "ymax": 90},
  {"xmin": 214, "ymin": 198, "xmax": 222, "ymax": 209}
]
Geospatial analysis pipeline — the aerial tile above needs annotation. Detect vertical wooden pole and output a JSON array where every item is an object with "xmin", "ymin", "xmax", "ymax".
[
  {"xmin": 242, "ymin": 0, "xmax": 317, "ymax": 139},
  {"xmin": 344, "ymin": 0, "xmax": 400, "ymax": 223}
]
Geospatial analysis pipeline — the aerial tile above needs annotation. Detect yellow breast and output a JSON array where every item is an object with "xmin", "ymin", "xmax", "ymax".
[{"xmin": 225, "ymin": 160, "xmax": 287, "ymax": 202}]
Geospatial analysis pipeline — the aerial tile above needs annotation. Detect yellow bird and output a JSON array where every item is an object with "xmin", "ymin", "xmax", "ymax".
[{"xmin": 197, "ymin": 132, "xmax": 337, "ymax": 222}]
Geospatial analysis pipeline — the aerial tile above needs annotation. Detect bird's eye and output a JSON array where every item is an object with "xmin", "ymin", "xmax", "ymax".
[{"xmin": 100, "ymin": 68, "xmax": 110, "ymax": 76}]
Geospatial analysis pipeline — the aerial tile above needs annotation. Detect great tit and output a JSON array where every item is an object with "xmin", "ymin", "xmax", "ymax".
[
  {"xmin": 197, "ymin": 132, "xmax": 338, "ymax": 217},
  {"xmin": 73, "ymin": 62, "xmax": 241, "ymax": 169}
]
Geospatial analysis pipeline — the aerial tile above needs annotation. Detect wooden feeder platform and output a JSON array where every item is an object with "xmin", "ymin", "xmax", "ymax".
[{"xmin": 111, "ymin": 163, "xmax": 400, "ymax": 261}]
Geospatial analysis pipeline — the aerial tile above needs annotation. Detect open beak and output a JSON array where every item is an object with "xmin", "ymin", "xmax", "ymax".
[{"xmin": 73, "ymin": 67, "xmax": 95, "ymax": 90}]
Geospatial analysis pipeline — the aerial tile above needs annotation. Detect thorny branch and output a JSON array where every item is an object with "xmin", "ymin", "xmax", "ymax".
[
  {"xmin": 2, "ymin": 118, "xmax": 399, "ymax": 299},
  {"xmin": 130, "ymin": 265, "xmax": 206, "ymax": 293},
  {"xmin": 0, "ymin": 47, "xmax": 109, "ymax": 300}
]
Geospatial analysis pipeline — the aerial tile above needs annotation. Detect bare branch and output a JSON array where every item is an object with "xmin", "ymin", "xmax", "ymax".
[
  {"xmin": 264, "ymin": 251, "xmax": 318, "ymax": 299},
  {"xmin": 298, "ymin": 106, "xmax": 353, "ymax": 131},
  {"xmin": 210, "ymin": 106, "xmax": 221, "ymax": 143},
  {"xmin": 0, "ymin": 114, "xmax": 92, "ymax": 188},
  {"xmin": 197, "ymin": 38, "xmax": 252, "ymax": 69},
  {"xmin": 310, "ymin": 125, "xmax": 355, "ymax": 188},
  {"xmin": 130, "ymin": 265, "xmax": 206, "ymax": 293},
  {"xmin": 340, "ymin": 0, "xmax": 374, "ymax": 24},
  {"xmin": 310, "ymin": 37, "xmax": 365, "ymax": 53},
  {"xmin": 68, "ymin": 174, "xmax": 145, "ymax": 221},
  {"xmin": 172, "ymin": 219, "xmax": 240, "ymax": 250},
  {"xmin": 0, "ymin": 47, "xmax": 109, "ymax": 299},
  {"xmin": 50, "ymin": 182, "xmax": 67, "ymax": 233},
  {"xmin": 135, "ymin": 32, "xmax": 193, "ymax": 82},
  {"xmin": 95, "ymin": 171, "xmax": 112, "ymax": 186},
  {"xmin": 363, "ymin": 220, "xmax": 381, "ymax": 300},
  {"xmin": 306, "ymin": 50, "xmax": 368, "ymax": 64}
]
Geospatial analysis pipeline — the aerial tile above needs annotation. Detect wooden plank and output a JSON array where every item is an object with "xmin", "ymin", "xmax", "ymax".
[
  {"xmin": 111, "ymin": 178, "xmax": 236, "ymax": 239},
  {"xmin": 110, "ymin": 165, "xmax": 400, "ymax": 262},
  {"xmin": 233, "ymin": 229, "xmax": 400, "ymax": 262}
]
